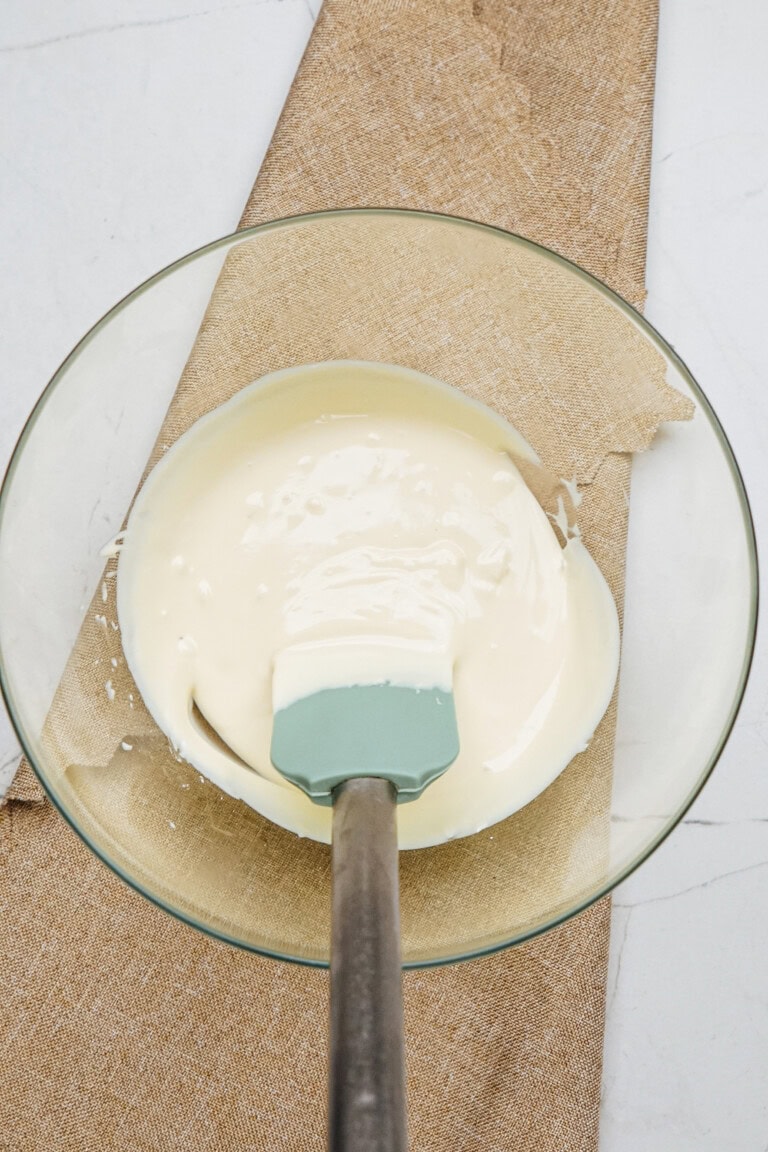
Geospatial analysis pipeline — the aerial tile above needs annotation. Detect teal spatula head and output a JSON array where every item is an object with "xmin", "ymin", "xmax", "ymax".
[{"xmin": 270, "ymin": 640, "xmax": 460, "ymax": 806}]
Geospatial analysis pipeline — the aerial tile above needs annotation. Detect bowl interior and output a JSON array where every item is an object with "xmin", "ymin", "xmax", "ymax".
[{"xmin": 0, "ymin": 210, "xmax": 756, "ymax": 966}]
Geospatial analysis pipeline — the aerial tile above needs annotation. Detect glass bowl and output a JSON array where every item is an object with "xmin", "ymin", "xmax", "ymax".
[{"xmin": 0, "ymin": 209, "xmax": 757, "ymax": 967}]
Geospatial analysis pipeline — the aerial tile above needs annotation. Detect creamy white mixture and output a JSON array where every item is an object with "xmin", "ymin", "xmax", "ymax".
[{"xmin": 117, "ymin": 361, "xmax": 619, "ymax": 848}]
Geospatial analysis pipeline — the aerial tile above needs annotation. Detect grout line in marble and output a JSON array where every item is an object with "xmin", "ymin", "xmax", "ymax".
[
  {"xmin": 611, "ymin": 814, "xmax": 768, "ymax": 826},
  {"xmin": 615, "ymin": 859, "xmax": 768, "ymax": 909},
  {"xmin": 606, "ymin": 907, "xmax": 633, "ymax": 1018},
  {"xmin": 0, "ymin": 752, "xmax": 21, "ymax": 774},
  {"xmin": 657, "ymin": 129, "xmax": 768, "ymax": 167},
  {"xmin": 682, "ymin": 817, "xmax": 768, "ymax": 826},
  {"xmin": 0, "ymin": 0, "xmax": 302, "ymax": 55}
]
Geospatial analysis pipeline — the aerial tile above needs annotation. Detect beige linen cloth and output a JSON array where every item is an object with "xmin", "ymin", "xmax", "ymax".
[{"xmin": 0, "ymin": 2, "xmax": 692, "ymax": 1149}]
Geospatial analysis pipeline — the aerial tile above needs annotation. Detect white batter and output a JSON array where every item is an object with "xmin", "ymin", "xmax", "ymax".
[{"xmin": 117, "ymin": 361, "xmax": 619, "ymax": 849}]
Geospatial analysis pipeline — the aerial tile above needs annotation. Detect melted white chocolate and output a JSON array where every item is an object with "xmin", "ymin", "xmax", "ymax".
[{"xmin": 117, "ymin": 361, "xmax": 619, "ymax": 848}]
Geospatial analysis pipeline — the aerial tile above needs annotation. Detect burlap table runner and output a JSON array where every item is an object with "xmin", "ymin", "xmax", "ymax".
[{"xmin": 1, "ymin": 1, "xmax": 689, "ymax": 1148}]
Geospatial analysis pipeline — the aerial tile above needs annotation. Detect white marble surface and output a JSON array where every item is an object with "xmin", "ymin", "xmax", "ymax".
[{"xmin": 1, "ymin": 2, "xmax": 767, "ymax": 1147}]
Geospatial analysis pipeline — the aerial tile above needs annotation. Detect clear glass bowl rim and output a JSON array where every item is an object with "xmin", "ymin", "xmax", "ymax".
[{"xmin": 0, "ymin": 207, "xmax": 759, "ymax": 969}]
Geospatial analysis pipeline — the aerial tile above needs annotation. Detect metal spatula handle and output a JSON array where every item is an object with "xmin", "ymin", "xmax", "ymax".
[{"xmin": 329, "ymin": 778, "xmax": 407, "ymax": 1152}]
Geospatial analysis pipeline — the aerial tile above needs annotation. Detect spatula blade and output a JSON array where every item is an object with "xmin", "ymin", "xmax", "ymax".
[{"xmin": 270, "ymin": 683, "xmax": 459, "ymax": 805}]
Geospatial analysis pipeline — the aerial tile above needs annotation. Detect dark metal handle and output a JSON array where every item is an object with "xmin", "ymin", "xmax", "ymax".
[{"xmin": 329, "ymin": 778, "xmax": 407, "ymax": 1152}]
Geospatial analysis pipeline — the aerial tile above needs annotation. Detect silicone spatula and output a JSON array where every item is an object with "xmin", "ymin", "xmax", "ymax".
[{"xmin": 270, "ymin": 641, "xmax": 460, "ymax": 1152}]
